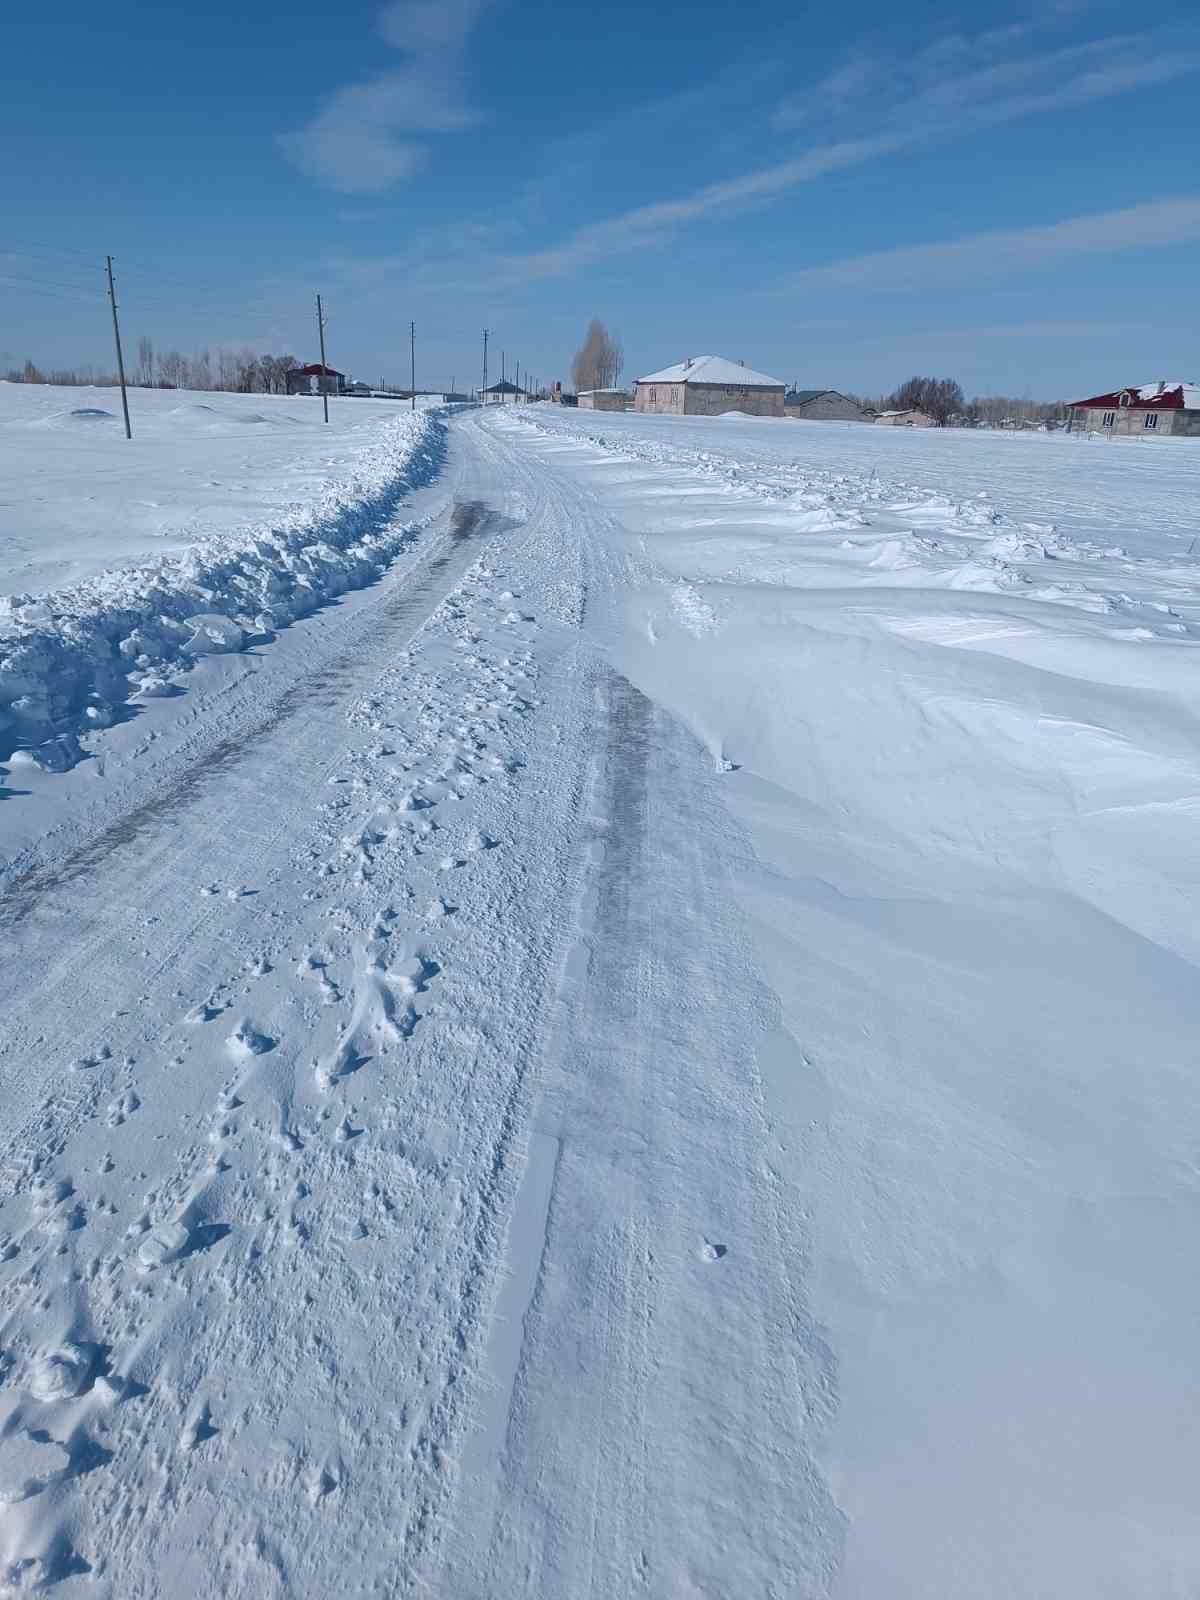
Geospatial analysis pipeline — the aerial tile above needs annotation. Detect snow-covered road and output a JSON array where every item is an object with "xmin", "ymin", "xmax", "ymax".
[{"xmin": 2, "ymin": 401, "xmax": 1199, "ymax": 1597}]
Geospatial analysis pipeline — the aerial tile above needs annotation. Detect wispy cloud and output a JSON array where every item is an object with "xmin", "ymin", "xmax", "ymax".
[
  {"xmin": 780, "ymin": 196, "xmax": 1200, "ymax": 292},
  {"xmin": 774, "ymin": 27, "xmax": 1199, "ymax": 133},
  {"xmin": 461, "ymin": 19, "xmax": 1200, "ymax": 292},
  {"xmin": 281, "ymin": 0, "xmax": 491, "ymax": 193}
]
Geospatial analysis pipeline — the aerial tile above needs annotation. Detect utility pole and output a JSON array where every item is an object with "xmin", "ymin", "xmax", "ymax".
[
  {"xmin": 501, "ymin": 350, "xmax": 506, "ymax": 403},
  {"xmin": 482, "ymin": 328, "xmax": 489, "ymax": 404},
  {"xmin": 316, "ymin": 294, "xmax": 330, "ymax": 424},
  {"xmin": 105, "ymin": 255, "xmax": 132, "ymax": 439},
  {"xmin": 410, "ymin": 320, "xmax": 415, "ymax": 411}
]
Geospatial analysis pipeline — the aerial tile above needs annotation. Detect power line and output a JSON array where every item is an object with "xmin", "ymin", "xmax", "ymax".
[{"xmin": 0, "ymin": 271, "xmax": 105, "ymax": 305}]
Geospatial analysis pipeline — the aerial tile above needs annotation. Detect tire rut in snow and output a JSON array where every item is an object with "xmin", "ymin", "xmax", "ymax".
[
  {"xmin": 595, "ymin": 672, "xmax": 652, "ymax": 938},
  {"xmin": 0, "ymin": 499, "xmax": 499, "ymax": 931}
]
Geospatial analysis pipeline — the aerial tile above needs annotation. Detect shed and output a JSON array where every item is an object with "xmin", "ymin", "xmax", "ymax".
[
  {"xmin": 1066, "ymin": 381, "xmax": 1200, "ymax": 437},
  {"xmin": 577, "ymin": 389, "xmax": 629, "ymax": 412},
  {"xmin": 634, "ymin": 356, "xmax": 786, "ymax": 418},
  {"xmin": 784, "ymin": 389, "xmax": 868, "ymax": 423}
]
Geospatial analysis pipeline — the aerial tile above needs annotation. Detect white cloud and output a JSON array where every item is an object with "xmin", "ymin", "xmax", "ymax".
[
  {"xmin": 282, "ymin": 0, "xmax": 490, "ymax": 193},
  {"xmin": 780, "ymin": 197, "xmax": 1200, "ymax": 292}
]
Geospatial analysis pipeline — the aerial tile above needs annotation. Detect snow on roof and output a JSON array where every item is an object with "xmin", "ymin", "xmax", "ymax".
[
  {"xmin": 637, "ymin": 355, "xmax": 786, "ymax": 389},
  {"xmin": 1070, "ymin": 381, "xmax": 1200, "ymax": 411}
]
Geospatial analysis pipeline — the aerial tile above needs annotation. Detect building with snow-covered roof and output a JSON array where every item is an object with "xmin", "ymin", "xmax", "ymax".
[
  {"xmin": 634, "ymin": 356, "xmax": 786, "ymax": 417},
  {"xmin": 1067, "ymin": 382, "xmax": 1200, "ymax": 437}
]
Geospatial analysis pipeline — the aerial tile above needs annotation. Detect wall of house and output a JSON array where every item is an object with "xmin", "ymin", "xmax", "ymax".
[
  {"xmin": 683, "ymin": 384, "xmax": 785, "ymax": 417},
  {"xmin": 635, "ymin": 383, "xmax": 686, "ymax": 413},
  {"xmin": 785, "ymin": 394, "xmax": 865, "ymax": 422},
  {"xmin": 1073, "ymin": 406, "xmax": 1199, "ymax": 437}
]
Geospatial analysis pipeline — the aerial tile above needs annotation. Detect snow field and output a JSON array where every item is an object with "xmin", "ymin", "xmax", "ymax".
[
  {"xmin": 491, "ymin": 406, "xmax": 1200, "ymax": 1597},
  {"xmin": 3, "ymin": 395, "xmax": 1200, "ymax": 1597}
]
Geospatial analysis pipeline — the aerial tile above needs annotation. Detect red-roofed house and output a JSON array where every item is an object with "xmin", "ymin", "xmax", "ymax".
[{"xmin": 1067, "ymin": 382, "xmax": 1200, "ymax": 437}]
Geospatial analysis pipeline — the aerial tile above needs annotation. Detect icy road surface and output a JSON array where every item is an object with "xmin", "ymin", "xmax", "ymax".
[{"xmin": 1, "ymin": 401, "xmax": 1199, "ymax": 1597}]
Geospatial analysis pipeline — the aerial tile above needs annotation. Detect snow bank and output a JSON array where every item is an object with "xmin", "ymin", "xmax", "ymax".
[{"xmin": 0, "ymin": 410, "xmax": 445, "ymax": 769}]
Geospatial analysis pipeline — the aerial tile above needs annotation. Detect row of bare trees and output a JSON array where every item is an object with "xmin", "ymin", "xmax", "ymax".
[
  {"xmin": 850, "ymin": 375, "xmax": 1066, "ymax": 427},
  {"xmin": 136, "ymin": 341, "xmax": 302, "ymax": 393},
  {"xmin": 7, "ymin": 344, "xmax": 303, "ymax": 395}
]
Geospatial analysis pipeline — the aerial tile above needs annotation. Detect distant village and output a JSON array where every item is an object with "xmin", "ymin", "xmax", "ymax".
[{"xmin": 8, "ymin": 332, "xmax": 1199, "ymax": 438}]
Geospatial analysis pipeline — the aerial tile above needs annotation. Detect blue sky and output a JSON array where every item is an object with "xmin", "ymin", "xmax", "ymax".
[{"xmin": 3, "ymin": 0, "xmax": 1199, "ymax": 398}]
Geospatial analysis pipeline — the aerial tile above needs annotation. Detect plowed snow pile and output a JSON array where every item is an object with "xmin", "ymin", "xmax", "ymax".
[{"xmin": 0, "ymin": 386, "xmax": 443, "ymax": 767}]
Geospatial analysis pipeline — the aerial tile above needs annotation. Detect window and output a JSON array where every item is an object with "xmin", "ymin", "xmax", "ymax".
[
  {"xmin": 1144, "ymin": 412, "xmax": 1159, "ymax": 430},
  {"xmin": 650, "ymin": 388, "xmax": 657, "ymax": 403},
  {"xmin": 1101, "ymin": 411, "xmax": 1115, "ymax": 427}
]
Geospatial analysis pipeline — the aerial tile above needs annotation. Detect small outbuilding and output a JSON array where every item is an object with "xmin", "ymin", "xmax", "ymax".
[
  {"xmin": 577, "ymin": 389, "xmax": 629, "ymax": 412},
  {"xmin": 875, "ymin": 408, "xmax": 935, "ymax": 428},
  {"xmin": 1066, "ymin": 381, "xmax": 1200, "ymax": 437},
  {"xmin": 634, "ymin": 356, "xmax": 786, "ymax": 418},
  {"xmin": 785, "ymin": 389, "xmax": 869, "ymax": 423},
  {"xmin": 286, "ymin": 363, "xmax": 346, "ymax": 397}
]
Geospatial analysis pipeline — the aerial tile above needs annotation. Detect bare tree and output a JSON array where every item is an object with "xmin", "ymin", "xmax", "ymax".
[
  {"xmin": 158, "ymin": 350, "xmax": 185, "ymax": 388},
  {"xmin": 189, "ymin": 348, "xmax": 212, "ymax": 391},
  {"xmin": 889, "ymin": 376, "xmax": 964, "ymax": 427},
  {"xmin": 136, "ymin": 336, "xmax": 155, "ymax": 387},
  {"xmin": 571, "ymin": 319, "xmax": 623, "ymax": 393}
]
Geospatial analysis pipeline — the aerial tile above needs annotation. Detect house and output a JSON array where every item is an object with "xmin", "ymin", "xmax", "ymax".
[
  {"xmin": 577, "ymin": 389, "xmax": 629, "ymax": 411},
  {"xmin": 874, "ymin": 408, "xmax": 935, "ymax": 428},
  {"xmin": 345, "ymin": 380, "xmax": 372, "ymax": 397},
  {"xmin": 634, "ymin": 356, "xmax": 786, "ymax": 417},
  {"xmin": 286, "ymin": 363, "xmax": 346, "ymax": 397},
  {"xmin": 481, "ymin": 379, "xmax": 526, "ymax": 404},
  {"xmin": 1066, "ymin": 381, "xmax": 1200, "ymax": 437},
  {"xmin": 784, "ymin": 389, "xmax": 868, "ymax": 422}
]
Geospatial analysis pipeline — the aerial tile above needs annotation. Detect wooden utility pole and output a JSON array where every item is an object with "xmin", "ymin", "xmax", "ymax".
[
  {"xmin": 410, "ymin": 320, "xmax": 416, "ymax": 411},
  {"xmin": 105, "ymin": 255, "xmax": 132, "ymax": 439},
  {"xmin": 316, "ymin": 294, "xmax": 330, "ymax": 423},
  {"xmin": 482, "ymin": 329, "xmax": 489, "ymax": 403},
  {"xmin": 501, "ymin": 350, "xmax": 506, "ymax": 403}
]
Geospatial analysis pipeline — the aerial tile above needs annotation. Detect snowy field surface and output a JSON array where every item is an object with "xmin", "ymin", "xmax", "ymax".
[
  {"xmin": 1, "ymin": 396, "xmax": 1199, "ymax": 1597},
  {"xmin": 0, "ymin": 384, "xmax": 441, "ymax": 595}
]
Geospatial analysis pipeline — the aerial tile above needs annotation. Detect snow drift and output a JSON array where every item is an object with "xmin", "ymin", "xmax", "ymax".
[{"xmin": 0, "ymin": 411, "xmax": 445, "ymax": 769}]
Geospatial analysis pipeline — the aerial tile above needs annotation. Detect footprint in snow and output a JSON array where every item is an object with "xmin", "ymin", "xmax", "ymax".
[{"xmin": 228, "ymin": 1019, "xmax": 275, "ymax": 1057}]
